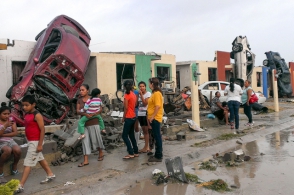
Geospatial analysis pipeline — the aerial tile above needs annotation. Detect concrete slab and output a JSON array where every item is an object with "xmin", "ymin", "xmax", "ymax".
[
  {"xmin": 166, "ymin": 123, "xmax": 189, "ymax": 136},
  {"xmin": 111, "ymin": 111, "xmax": 120, "ymax": 117},
  {"xmin": 64, "ymin": 133, "xmax": 81, "ymax": 148},
  {"xmin": 18, "ymin": 124, "xmax": 65, "ymax": 134}
]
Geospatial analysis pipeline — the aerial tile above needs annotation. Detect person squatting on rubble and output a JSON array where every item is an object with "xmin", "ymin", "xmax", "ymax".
[
  {"xmin": 137, "ymin": 81, "xmax": 152, "ymax": 153},
  {"xmin": 147, "ymin": 77, "xmax": 164, "ymax": 162},
  {"xmin": 77, "ymin": 88, "xmax": 105, "ymax": 140},
  {"xmin": 210, "ymin": 91, "xmax": 229, "ymax": 125},
  {"xmin": 0, "ymin": 103, "xmax": 21, "ymax": 182},
  {"xmin": 224, "ymin": 78, "xmax": 243, "ymax": 132},
  {"xmin": 241, "ymin": 80, "xmax": 254, "ymax": 127},
  {"xmin": 132, "ymin": 86, "xmax": 140, "ymax": 145},
  {"xmin": 76, "ymin": 84, "xmax": 105, "ymax": 166},
  {"xmin": 122, "ymin": 80, "xmax": 139, "ymax": 159},
  {"xmin": 15, "ymin": 95, "xmax": 55, "ymax": 194}
]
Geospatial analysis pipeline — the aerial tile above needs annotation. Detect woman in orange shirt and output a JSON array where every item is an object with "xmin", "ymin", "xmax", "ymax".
[
  {"xmin": 122, "ymin": 80, "xmax": 139, "ymax": 159},
  {"xmin": 147, "ymin": 78, "xmax": 163, "ymax": 162}
]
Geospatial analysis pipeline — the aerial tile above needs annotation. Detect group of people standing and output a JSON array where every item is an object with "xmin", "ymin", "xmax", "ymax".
[
  {"xmin": 121, "ymin": 77, "xmax": 164, "ymax": 162},
  {"xmin": 211, "ymin": 78, "xmax": 255, "ymax": 133},
  {"xmin": 0, "ymin": 77, "xmax": 164, "ymax": 193}
]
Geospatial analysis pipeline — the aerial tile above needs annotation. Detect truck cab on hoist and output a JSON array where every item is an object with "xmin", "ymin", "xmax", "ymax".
[
  {"xmin": 230, "ymin": 36, "xmax": 255, "ymax": 87},
  {"xmin": 263, "ymin": 51, "xmax": 292, "ymax": 97}
]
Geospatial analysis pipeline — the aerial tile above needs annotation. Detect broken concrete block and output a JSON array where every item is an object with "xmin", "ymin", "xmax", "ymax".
[
  {"xmin": 111, "ymin": 111, "xmax": 120, "ymax": 117},
  {"xmin": 43, "ymin": 140, "xmax": 58, "ymax": 154},
  {"xmin": 166, "ymin": 124, "xmax": 189, "ymax": 136},
  {"xmin": 112, "ymin": 98, "xmax": 120, "ymax": 105},
  {"xmin": 114, "ymin": 119, "xmax": 122, "ymax": 127},
  {"xmin": 244, "ymin": 156, "xmax": 251, "ymax": 161},
  {"xmin": 114, "ymin": 107, "xmax": 120, "ymax": 111},
  {"xmin": 234, "ymin": 149, "xmax": 245, "ymax": 160},
  {"xmin": 103, "ymin": 139, "xmax": 109, "ymax": 146},
  {"xmin": 118, "ymin": 103, "xmax": 124, "ymax": 109},
  {"xmin": 106, "ymin": 134, "xmax": 119, "ymax": 143},
  {"xmin": 118, "ymin": 112, "xmax": 124, "ymax": 118},
  {"xmin": 176, "ymin": 132, "xmax": 186, "ymax": 141},
  {"xmin": 59, "ymin": 132, "xmax": 72, "ymax": 141},
  {"xmin": 53, "ymin": 130, "xmax": 65, "ymax": 137},
  {"xmin": 161, "ymin": 126, "xmax": 168, "ymax": 135},
  {"xmin": 12, "ymin": 137, "xmax": 25, "ymax": 145},
  {"xmin": 175, "ymin": 119, "xmax": 182, "ymax": 125},
  {"xmin": 105, "ymin": 127, "xmax": 115, "ymax": 136},
  {"xmin": 64, "ymin": 133, "xmax": 81, "ymax": 148},
  {"xmin": 223, "ymin": 152, "xmax": 237, "ymax": 162}
]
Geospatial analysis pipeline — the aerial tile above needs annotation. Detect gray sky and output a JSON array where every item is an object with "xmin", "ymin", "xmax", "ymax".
[{"xmin": 1, "ymin": 0, "xmax": 294, "ymax": 65}]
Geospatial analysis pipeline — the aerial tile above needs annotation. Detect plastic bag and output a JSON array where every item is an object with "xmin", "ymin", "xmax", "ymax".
[
  {"xmin": 186, "ymin": 119, "xmax": 205, "ymax": 131},
  {"xmin": 207, "ymin": 114, "xmax": 215, "ymax": 119}
]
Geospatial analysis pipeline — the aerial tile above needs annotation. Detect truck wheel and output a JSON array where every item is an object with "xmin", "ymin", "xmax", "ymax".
[
  {"xmin": 232, "ymin": 43, "xmax": 243, "ymax": 52},
  {"xmin": 263, "ymin": 59, "xmax": 269, "ymax": 66}
]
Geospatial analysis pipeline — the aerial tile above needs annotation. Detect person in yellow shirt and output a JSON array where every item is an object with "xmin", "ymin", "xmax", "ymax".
[{"xmin": 147, "ymin": 77, "xmax": 163, "ymax": 162}]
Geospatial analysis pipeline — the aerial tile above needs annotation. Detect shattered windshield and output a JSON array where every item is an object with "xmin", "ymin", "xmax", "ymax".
[{"xmin": 34, "ymin": 76, "xmax": 68, "ymax": 103}]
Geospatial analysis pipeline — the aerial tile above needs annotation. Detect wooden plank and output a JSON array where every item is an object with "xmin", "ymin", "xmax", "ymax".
[{"xmin": 0, "ymin": 44, "xmax": 7, "ymax": 50}]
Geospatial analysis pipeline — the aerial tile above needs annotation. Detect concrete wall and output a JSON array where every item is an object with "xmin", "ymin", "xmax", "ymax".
[
  {"xmin": 196, "ymin": 60, "xmax": 217, "ymax": 85},
  {"xmin": 84, "ymin": 56, "xmax": 98, "ymax": 91},
  {"xmin": 91, "ymin": 53, "xmax": 176, "ymax": 99},
  {"xmin": 176, "ymin": 64, "xmax": 191, "ymax": 89},
  {"xmin": 151, "ymin": 54, "xmax": 176, "ymax": 83},
  {"xmin": 92, "ymin": 52, "xmax": 135, "ymax": 99},
  {"xmin": 0, "ymin": 39, "xmax": 35, "ymax": 103}
]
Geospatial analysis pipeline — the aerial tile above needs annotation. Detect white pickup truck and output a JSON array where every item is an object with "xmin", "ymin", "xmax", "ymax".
[{"xmin": 199, "ymin": 81, "xmax": 266, "ymax": 104}]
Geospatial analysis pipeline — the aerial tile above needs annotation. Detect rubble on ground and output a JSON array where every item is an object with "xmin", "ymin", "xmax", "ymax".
[
  {"xmin": 11, "ymin": 93, "xmax": 204, "ymax": 166},
  {"xmin": 197, "ymin": 179, "xmax": 231, "ymax": 192}
]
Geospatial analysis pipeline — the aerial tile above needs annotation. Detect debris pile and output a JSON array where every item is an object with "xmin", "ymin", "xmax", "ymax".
[
  {"xmin": 199, "ymin": 160, "xmax": 217, "ymax": 171},
  {"xmin": 0, "ymin": 179, "xmax": 19, "ymax": 194},
  {"xmin": 150, "ymin": 156, "xmax": 231, "ymax": 193},
  {"xmin": 197, "ymin": 179, "xmax": 231, "ymax": 192}
]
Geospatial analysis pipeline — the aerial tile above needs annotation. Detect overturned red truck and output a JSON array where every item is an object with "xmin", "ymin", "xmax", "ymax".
[{"xmin": 6, "ymin": 15, "xmax": 91, "ymax": 126}]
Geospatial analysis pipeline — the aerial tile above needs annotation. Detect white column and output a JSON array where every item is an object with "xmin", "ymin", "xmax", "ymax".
[{"xmin": 272, "ymin": 69, "xmax": 279, "ymax": 112}]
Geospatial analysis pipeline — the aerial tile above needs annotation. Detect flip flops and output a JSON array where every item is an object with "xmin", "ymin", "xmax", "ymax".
[
  {"xmin": 138, "ymin": 149, "xmax": 149, "ymax": 153},
  {"xmin": 123, "ymin": 155, "xmax": 134, "ymax": 160},
  {"xmin": 98, "ymin": 155, "xmax": 104, "ymax": 161},
  {"xmin": 78, "ymin": 163, "xmax": 89, "ymax": 167}
]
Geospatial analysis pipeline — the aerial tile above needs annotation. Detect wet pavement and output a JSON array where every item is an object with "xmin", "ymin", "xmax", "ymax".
[
  {"xmin": 5, "ymin": 101, "xmax": 294, "ymax": 195},
  {"xmin": 123, "ymin": 128, "xmax": 294, "ymax": 195}
]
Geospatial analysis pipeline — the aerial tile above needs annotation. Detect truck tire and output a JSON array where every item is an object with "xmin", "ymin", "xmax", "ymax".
[
  {"xmin": 232, "ymin": 43, "xmax": 243, "ymax": 52},
  {"xmin": 263, "ymin": 59, "xmax": 269, "ymax": 67}
]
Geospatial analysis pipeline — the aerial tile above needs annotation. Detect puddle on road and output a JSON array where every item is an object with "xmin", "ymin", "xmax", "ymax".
[{"xmin": 119, "ymin": 129, "xmax": 294, "ymax": 195}]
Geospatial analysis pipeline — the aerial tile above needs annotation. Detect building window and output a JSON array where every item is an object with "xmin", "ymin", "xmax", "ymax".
[
  {"xmin": 256, "ymin": 72, "xmax": 262, "ymax": 87},
  {"xmin": 157, "ymin": 66, "xmax": 170, "ymax": 81},
  {"xmin": 12, "ymin": 61, "xmax": 26, "ymax": 85},
  {"xmin": 208, "ymin": 68, "xmax": 217, "ymax": 81},
  {"xmin": 116, "ymin": 63, "xmax": 135, "ymax": 90}
]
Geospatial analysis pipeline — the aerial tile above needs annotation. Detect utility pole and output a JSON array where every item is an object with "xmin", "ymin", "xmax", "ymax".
[
  {"xmin": 272, "ymin": 69, "xmax": 279, "ymax": 112},
  {"xmin": 190, "ymin": 63, "xmax": 200, "ymax": 125}
]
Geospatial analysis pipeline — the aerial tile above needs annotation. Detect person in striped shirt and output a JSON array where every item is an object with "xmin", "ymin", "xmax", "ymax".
[{"xmin": 77, "ymin": 88, "xmax": 105, "ymax": 140}]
